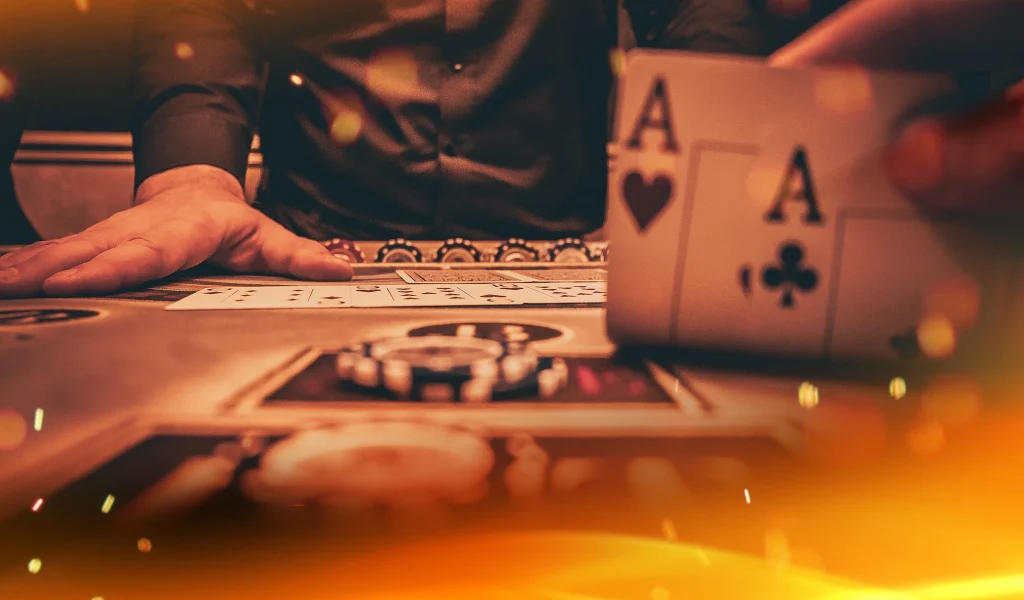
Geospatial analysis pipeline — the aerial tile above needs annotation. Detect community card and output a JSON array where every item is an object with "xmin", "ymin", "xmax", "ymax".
[
  {"xmin": 510, "ymin": 269, "xmax": 609, "ymax": 282},
  {"xmin": 396, "ymin": 269, "xmax": 526, "ymax": 284},
  {"xmin": 604, "ymin": 51, "xmax": 1020, "ymax": 363}
]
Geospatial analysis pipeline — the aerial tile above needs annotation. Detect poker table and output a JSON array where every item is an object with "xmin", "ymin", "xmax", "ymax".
[{"xmin": 1, "ymin": 240, "xmax": 1023, "ymax": 600}]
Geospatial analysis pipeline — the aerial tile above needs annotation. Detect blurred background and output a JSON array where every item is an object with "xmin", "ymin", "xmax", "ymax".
[{"xmin": 0, "ymin": 0, "xmax": 849, "ymax": 244}]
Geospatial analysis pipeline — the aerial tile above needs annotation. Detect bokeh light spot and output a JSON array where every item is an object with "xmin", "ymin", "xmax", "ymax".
[
  {"xmin": 33, "ymin": 408, "xmax": 43, "ymax": 431},
  {"xmin": 798, "ymin": 382, "xmax": 819, "ymax": 409},
  {"xmin": 906, "ymin": 419, "xmax": 946, "ymax": 456},
  {"xmin": 813, "ymin": 67, "xmax": 875, "ymax": 116},
  {"xmin": 923, "ymin": 278, "xmax": 981, "ymax": 330},
  {"xmin": 917, "ymin": 315, "xmax": 957, "ymax": 359},
  {"xmin": 329, "ymin": 96, "xmax": 364, "ymax": 145},
  {"xmin": 920, "ymin": 376, "xmax": 982, "ymax": 428},
  {"xmin": 0, "ymin": 70, "xmax": 13, "ymax": 100},
  {"xmin": 137, "ymin": 537, "xmax": 153, "ymax": 553},
  {"xmin": 550, "ymin": 458, "xmax": 603, "ymax": 493},
  {"xmin": 366, "ymin": 48, "xmax": 419, "ymax": 102},
  {"xmin": 174, "ymin": 42, "xmax": 195, "ymax": 61},
  {"xmin": 74, "ymin": 0, "xmax": 91, "ymax": 13},
  {"xmin": 0, "ymin": 409, "xmax": 28, "ymax": 451},
  {"xmin": 101, "ymin": 494, "xmax": 115, "ymax": 514},
  {"xmin": 889, "ymin": 377, "xmax": 907, "ymax": 400},
  {"xmin": 289, "ymin": 73, "xmax": 305, "ymax": 87},
  {"xmin": 27, "ymin": 558, "xmax": 41, "ymax": 574},
  {"xmin": 31, "ymin": 498, "xmax": 43, "ymax": 512},
  {"xmin": 744, "ymin": 488, "xmax": 751, "ymax": 504}
]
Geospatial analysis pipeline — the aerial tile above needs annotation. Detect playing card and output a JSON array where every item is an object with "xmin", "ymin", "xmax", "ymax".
[
  {"xmin": 510, "ymin": 269, "xmax": 608, "ymax": 282},
  {"xmin": 605, "ymin": 51, "xmax": 1018, "ymax": 364},
  {"xmin": 396, "ymin": 269, "xmax": 526, "ymax": 284},
  {"xmin": 166, "ymin": 286, "xmax": 316, "ymax": 310},
  {"xmin": 307, "ymin": 286, "xmax": 353, "ymax": 308}
]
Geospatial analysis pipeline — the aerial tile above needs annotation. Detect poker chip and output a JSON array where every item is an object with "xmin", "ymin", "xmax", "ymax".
[
  {"xmin": 376, "ymin": 238, "xmax": 423, "ymax": 263},
  {"xmin": 547, "ymin": 237, "xmax": 594, "ymax": 263},
  {"xmin": 493, "ymin": 238, "xmax": 540, "ymax": 263},
  {"xmin": 434, "ymin": 238, "xmax": 481, "ymax": 263},
  {"xmin": 336, "ymin": 334, "xmax": 566, "ymax": 403},
  {"xmin": 251, "ymin": 421, "xmax": 495, "ymax": 503},
  {"xmin": 323, "ymin": 238, "xmax": 366, "ymax": 263}
]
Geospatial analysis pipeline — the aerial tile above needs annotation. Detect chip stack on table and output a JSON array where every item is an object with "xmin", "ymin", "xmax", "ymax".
[{"xmin": 335, "ymin": 334, "xmax": 568, "ymax": 403}]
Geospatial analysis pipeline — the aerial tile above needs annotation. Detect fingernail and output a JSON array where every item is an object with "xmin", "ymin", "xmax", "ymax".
[
  {"xmin": 885, "ymin": 121, "xmax": 947, "ymax": 193},
  {"xmin": 0, "ymin": 268, "xmax": 18, "ymax": 284}
]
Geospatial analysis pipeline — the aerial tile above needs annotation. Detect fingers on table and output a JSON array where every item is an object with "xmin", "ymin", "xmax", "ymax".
[
  {"xmin": 0, "ymin": 236, "xmax": 112, "ymax": 298},
  {"xmin": 257, "ymin": 221, "xmax": 354, "ymax": 281}
]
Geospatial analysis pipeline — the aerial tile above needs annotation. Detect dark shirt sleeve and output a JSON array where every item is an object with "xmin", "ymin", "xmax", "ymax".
[
  {"xmin": 655, "ymin": 0, "xmax": 763, "ymax": 55},
  {"xmin": 130, "ymin": 0, "xmax": 261, "ymax": 190}
]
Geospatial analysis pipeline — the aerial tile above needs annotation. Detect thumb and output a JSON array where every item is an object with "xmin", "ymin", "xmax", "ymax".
[
  {"xmin": 883, "ymin": 90, "xmax": 1024, "ymax": 214},
  {"xmin": 250, "ymin": 217, "xmax": 355, "ymax": 281}
]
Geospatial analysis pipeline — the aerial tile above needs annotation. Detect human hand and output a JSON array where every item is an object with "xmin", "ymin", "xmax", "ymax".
[
  {"xmin": 770, "ymin": 0, "xmax": 1024, "ymax": 214},
  {"xmin": 0, "ymin": 165, "xmax": 353, "ymax": 298}
]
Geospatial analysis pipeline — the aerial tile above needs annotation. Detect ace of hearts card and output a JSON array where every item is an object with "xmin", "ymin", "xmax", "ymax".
[{"xmin": 606, "ymin": 51, "xmax": 1024, "ymax": 364}]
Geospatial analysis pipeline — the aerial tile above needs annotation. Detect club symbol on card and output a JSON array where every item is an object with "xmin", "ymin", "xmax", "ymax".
[
  {"xmin": 740, "ymin": 241, "xmax": 818, "ymax": 308},
  {"xmin": 889, "ymin": 327, "xmax": 922, "ymax": 359},
  {"xmin": 622, "ymin": 171, "xmax": 673, "ymax": 232}
]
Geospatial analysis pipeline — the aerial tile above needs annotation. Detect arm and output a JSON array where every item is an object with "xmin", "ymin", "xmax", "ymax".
[{"xmin": 130, "ymin": 0, "xmax": 261, "ymax": 196}]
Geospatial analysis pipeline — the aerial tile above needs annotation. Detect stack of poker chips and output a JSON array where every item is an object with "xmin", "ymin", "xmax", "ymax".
[{"xmin": 335, "ymin": 329, "xmax": 568, "ymax": 403}]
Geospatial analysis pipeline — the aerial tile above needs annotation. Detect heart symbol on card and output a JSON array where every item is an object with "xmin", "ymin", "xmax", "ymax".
[{"xmin": 622, "ymin": 171, "xmax": 673, "ymax": 232}]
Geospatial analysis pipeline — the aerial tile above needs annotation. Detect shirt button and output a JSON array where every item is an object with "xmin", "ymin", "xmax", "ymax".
[{"xmin": 452, "ymin": 62, "xmax": 464, "ymax": 72}]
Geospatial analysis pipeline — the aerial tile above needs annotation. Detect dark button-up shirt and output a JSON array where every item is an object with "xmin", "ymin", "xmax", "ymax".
[{"xmin": 131, "ymin": 0, "xmax": 760, "ymax": 241}]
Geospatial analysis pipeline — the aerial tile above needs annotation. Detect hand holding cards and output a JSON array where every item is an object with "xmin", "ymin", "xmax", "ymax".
[{"xmin": 606, "ymin": 52, "xmax": 1024, "ymax": 365}]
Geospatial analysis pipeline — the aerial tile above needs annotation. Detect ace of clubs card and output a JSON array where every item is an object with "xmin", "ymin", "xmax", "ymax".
[{"xmin": 607, "ymin": 51, "xmax": 1023, "ymax": 362}]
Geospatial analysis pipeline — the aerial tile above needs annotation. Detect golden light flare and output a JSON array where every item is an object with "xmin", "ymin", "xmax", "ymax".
[
  {"xmin": 101, "ymin": 494, "xmax": 116, "ymax": 514},
  {"xmin": 33, "ymin": 407, "xmax": 44, "ymax": 431},
  {"xmin": 27, "ymin": 558, "xmax": 41, "ymax": 574},
  {"xmin": 0, "ymin": 70, "xmax": 14, "ymax": 100},
  {"xmin": 0, "ymin": 409, "xmax": 28, "ymax": 451},
  {"xmin": 31, "ymin": 498, "xmax": 43, "ymax": 512},
  {"xmin": 798, "ymin": 381, "xmax": 819, "ymax": 409},
  {"xmin": 137, "ymin": 537, "xmax": 153, "ymax": 553},
  {"xmin": 744, "ymin": 488, "xmax": 751, "ymax": 504},
  {"xmin": 889, "ymin": 377, "xmax": 908, "ymax": 400},
  {"xmin": 328, "ymin": 94, "xmax": 365, "ymax": 146},
  {"xmin": 917, "ymin": 315, "xmax": 958, "ymax": 359},
  {"xmin": 289, "ymin": 73, "xmax": 305, "ymax": 87},
  {"xmin": 174, "ymin": 42, "xmax": 196, "ymax": 61},
  {"xmin": 920, "ymin": 376, "xmax": 983, "ymax": 428},
  {"xmin": 74, "ymin": 0, "xmax": 91, "ymax": 12},
  {"xmin": 813, "ymin": 67, "xmax": 875, "ymax": 117},
  {"xmin": 906, "ymin": 418, "xmax": 946, "ymax": 456},
  {"xmin": 767, "ymin": 0, "xmax": 811, "ymax": 17},
  {"xmin": 366, "ymin": 48, "xmax": 419, "ymax": 102},
  {"xmin": 923, "ymin": 278, "xmax": 982, "ymax": 330}
]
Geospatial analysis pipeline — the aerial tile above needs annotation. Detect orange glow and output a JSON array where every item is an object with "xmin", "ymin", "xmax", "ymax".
[
  {"xmin": 366, "ymin": 48, "xmax": 419, "ymax": 102},
  {"xmin": 174, "ymin": 42, "xmax": 195, "ymax": 60},
  {"xmin": 74, "ymin": 0, "xmax": 91, "ymax": 12},
  {"xmin": 920, "ymin": 376, "xmax": 982, "ymax": 428},
  {"xmin": 906, "ymin": 419, "xmax": 946, "ymax": 456},
  {"xmin": 802, "ymin": 401, "xmax": 888, "ymax": 468},
  {"xmin": 0, "ymin": 70, "xmax": 15, "ymax": 100},
  {"xmin": 923, "ymin": 278, "xmax": 982, "ymax": 330},
  {"xmin": 917, "ymin": 315, "xmax": 958, "ymax": 359},
  {"xmin": 0, "ymin": 409, "xmax": 28, "ymax": 451},
  {"xmin": 138, "ymin": 538, "xmax": 153, "ymax": 553},
  {"xmin": 550, "ymin": 458, "xmax": 603, "ymax": 493},
  {"xmin": 813, "ymin": 67, "xmax": 875, "ymax": 116},
  {"xmin": 625, "ymin": 458, "xmax": 688, "ymax": 504}
]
